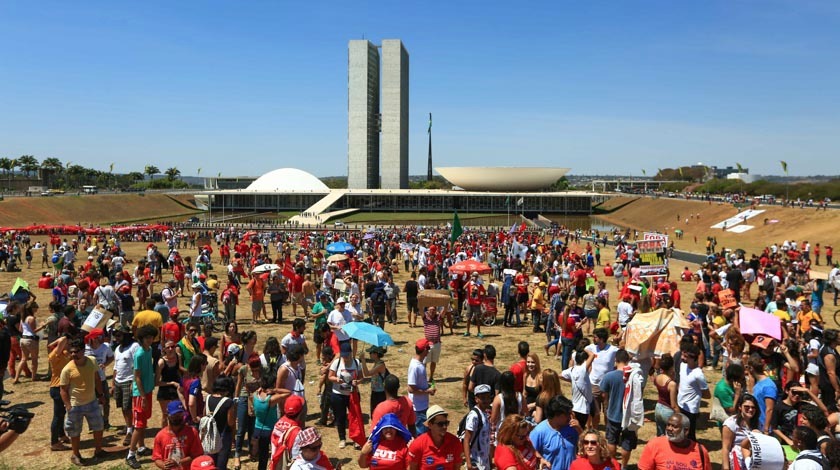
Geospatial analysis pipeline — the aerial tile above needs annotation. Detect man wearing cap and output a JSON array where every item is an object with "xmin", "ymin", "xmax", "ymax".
[
  {"xmin": 327, "ymin": 297, "xmax": 353, "ymax": 347},
  {"xmin": 463, "ymin": 384, "xmax": 492, "ymax": 470},
  {"xmin": 407, "ymin": 405, "xmax": 462, "ymax": 470},
  {"xmin": 464, "ymin": 272, "xmax": 486, "ymax": 338},
  {"xmin": 408, "ymin": 338, "xmax": 436, "ymax": 435},
  {"xmin": 190, "ymin": 455, "xmax": 217, "ymax": 470},
  {"xmin": 60, "ymin": 337, "xmax": 107, "ymax": 466},
  {"xmin": 84, "ymin": 328, "xmax": 115, "ymax": 430},
  {"xmin": 269, "ymin": 395, "xmax": 305, "ymax": 469},
  {"xmin": 152, "ymin": 401, "xmax": 204, "ymax": 470},
  {"xmin": 189, "ymin": 282, "xmax": 203, "ymax": 319}
]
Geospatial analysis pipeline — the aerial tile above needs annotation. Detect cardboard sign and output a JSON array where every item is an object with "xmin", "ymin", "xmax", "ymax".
[
  {"xmin": 82, "ymin": 306, "xmax": 111, "ymax": 332},
  {"xmin": 718, "ymin": 289, "xmax": 738, "ymax": 309},
  {"xmin": 639, "ymin": 265, "xmax": 668, "ymax": 277}
]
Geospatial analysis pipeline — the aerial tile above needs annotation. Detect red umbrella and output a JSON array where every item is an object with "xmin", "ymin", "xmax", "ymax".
[{"xmin": 448, "ymin": 259, "xmax": 492, "ymax": 276}]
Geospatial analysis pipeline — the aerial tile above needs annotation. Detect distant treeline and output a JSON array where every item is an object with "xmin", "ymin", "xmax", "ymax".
[{"xmin": 660, "ymin": 178, "xmax": 840, "ymax": 201}]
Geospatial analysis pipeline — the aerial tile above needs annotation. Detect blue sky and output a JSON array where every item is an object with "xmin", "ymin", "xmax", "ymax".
[{"xmin": 1, "ymin": 1, "xmax": 838, "ymax": 177}]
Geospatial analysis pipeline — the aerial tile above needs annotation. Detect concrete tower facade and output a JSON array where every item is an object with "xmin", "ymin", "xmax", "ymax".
[
  {"xmin": 380, "ymin": 39, "xmax": 409, "ymax": 189},
  {"xmin": 348, "ymin": 40, "xmax": 380, "ymax": 189}
]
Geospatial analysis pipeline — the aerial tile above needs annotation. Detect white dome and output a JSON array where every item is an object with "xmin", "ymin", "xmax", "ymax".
[{"xmin": 247, "ymin": 168, "xmax": 329, "ymax": 192}]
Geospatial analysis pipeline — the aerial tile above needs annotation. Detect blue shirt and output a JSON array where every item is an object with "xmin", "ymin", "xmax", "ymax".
[
  {"xmin": 753, "ymin": 377, "xmax": 778, "ymax": 429},
  {"xmin": 600, "ymin": 368, "xmax": 625, "ymax": 423},
  {"xmin": 131, "ymin": 346, "xmax": 155, "ymax": 396},
  {"xmin": 529, "ymin": 420, "xmax": 578, "ymax": 470}
]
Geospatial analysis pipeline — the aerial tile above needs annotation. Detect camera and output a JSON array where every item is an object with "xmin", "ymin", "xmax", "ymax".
[{"xmin": 0, "ymin": 405, "xmax": 34, "ymax": 435}]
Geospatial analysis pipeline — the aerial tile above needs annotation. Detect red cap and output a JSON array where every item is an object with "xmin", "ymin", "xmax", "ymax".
[
  {"xmin": 415, "ymin": 338, "xmax": 432, "ymax": 350},
  {"xmin": 169, "ymin": 306, "xmax": 179, "ymax": 315},
  {"xmin": 283, "ymin": 395, "xmax": 305, "ymax": 416},
  {"xmin": 190, "ymin": 456, "xmax": 217, "ymax": 470},
  {"xmin": 84, "ymin": 328, "xmax": 105, "ymax": 343}
]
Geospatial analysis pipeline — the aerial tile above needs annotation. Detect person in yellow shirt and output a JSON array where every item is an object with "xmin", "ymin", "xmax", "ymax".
[
  {"xmin": 797, "ymin": 299, "xmax": 822, "ymax": 334},
  {"xmin": 132, "ymin": 299, "xmax": 163, "ymax": 343},
  {"xmin": 595, "ymin": 297, "xmax": 611, "ymax": 329}
]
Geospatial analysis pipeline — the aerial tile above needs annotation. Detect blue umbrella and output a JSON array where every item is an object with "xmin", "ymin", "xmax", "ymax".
[
  {"xmin": 326, "ymin": 241, "xmax": 355, "ymax": 255},
  {"xmin": 341, "ymin": 322, "xmax": 395, "ymax": 347}
]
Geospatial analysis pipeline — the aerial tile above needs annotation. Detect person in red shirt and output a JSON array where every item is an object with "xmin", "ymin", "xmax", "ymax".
[
  {"xmin": 569, "ymin": 429, "xmax": 621, "ymax": 470},
  {"xmin": 152, "ymin": 401, "xmax": 204, "ymax": 470},
  {"xmin": 509, "ymin": 341, "xmax": 529, "ymax": 394},
  {"xmin": 464, "ymin": 272, "xmax": 486, "ymax": 338},
  {"xmin": 161, "ymin": 310, "xmax": 183, "ymax": 346},
  {"xmin": 637, "ymin": 414, "xmax": 710, "ymax": 470},
  {"xmin": 359, "ymin": 413, "xmax": 412, "ymax": 470},
  {"xmin": 370, "ymin": 375, "xmax": 417, "ymax": 435},
  {"xmin": 494, "ymin": 414, "xmax": 538, "ymax": 470},
  {"xmin": 408, "ymin": 405, "xmax": 462, "ymax": 470}
]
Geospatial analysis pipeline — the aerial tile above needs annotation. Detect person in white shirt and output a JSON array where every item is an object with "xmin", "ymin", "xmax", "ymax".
[
  {"xmin": 561, "ymin": 349, "xmax": 594, "ymax": 425},
  {"xmin": 112, "ymin": 327, "xmax": 140, "ymax": 445},
  {"xmin": 677, "ymin": 344, "xmax": 710, "ymax": 441},
  {"xmin": 787, "ymin": 426, "xmax": 828, "ymax": 470},
  {"xmin": 616, "ymin": 296, "xmax": 634, "ymax": 327},
  {"xmin": 585, "ymin": 328, "xmax": 618, "ymax": 428},
  {"xmin": 327, "ymin": 297, "xmax": 353, "ymax": 344}
]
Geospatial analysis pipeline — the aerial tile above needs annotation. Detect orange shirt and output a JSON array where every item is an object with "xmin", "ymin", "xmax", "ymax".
[{"xmin": 637, "ymin": 436, "xmax": 710, "ymax": 470}]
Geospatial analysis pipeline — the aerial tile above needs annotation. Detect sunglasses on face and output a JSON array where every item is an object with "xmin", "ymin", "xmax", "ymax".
[
  {"xmin": 582, "ymin": 439, "xmax": 599, "ymax": 446},
  {"xmin": 432, "ymin": 420, "xmax": 450, "ymax": 427}
]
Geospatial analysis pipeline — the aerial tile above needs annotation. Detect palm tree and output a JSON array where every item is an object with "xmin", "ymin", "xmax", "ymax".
[
  {"xmin": 0, "ymin": 158, "xmax": 12, "ymax": 190},
  {"xmin": 17, "ymin": 155, "xmax": 39, "ymax": 178},
  {"xmin": 40, "ymin": 157, "xmax": 64, "ymax": 188},
  {"xmin": 165, "ymin": 167, "xmax": 181, "ymax": 188},
  {"xmin": 144, "ymin": 165, "xmax": 160, "ymax": 181}
]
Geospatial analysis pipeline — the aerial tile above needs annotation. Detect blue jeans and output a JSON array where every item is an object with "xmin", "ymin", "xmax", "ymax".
[
  {"xmin": 254, "ymin": 428, "xmax": 272, "ymax": 470},
  {"xmin": 235, "ymin": 397, "xmax": 254, "ymax": 457},
  {"xmin": 561, "ymin": 337, "xmax": 576, "ymax": 370},
  {"xmin": 212, "ymin": 428, "xmax": 233, "ymax": 470},
  {"xmin": 415, "ymin": 409, "xmax": 428, "ymax": 436},
  {"xmin": 654, "ymin": 403, "xmax": 674, "ymax": 437}
]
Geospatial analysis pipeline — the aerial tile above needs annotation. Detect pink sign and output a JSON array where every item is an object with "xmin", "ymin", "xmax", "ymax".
[{"xmin": 738, "ymin": 306, "xmax": 782, "ymax": 340}]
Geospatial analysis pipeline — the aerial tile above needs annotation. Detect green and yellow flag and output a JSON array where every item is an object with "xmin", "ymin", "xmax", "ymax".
[
  {"xmin": 780, "ymin": 160, "xmax": 788, "ymax": 175},
  {"xmin": 678, "ymin": 167, "xmax": 684, "ymax": 178},
  {"xmin": 450, "ymin": 211, "xmax": 462, "ymax": 243},
  {"xmin": 736, "ymin": 162, "xmax": 744, "ymax": 173}
]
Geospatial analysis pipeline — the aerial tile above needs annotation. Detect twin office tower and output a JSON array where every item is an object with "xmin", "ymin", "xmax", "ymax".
[{"xmin": 348, "ymin": 39, "xmax": 409, "ymax": 189}]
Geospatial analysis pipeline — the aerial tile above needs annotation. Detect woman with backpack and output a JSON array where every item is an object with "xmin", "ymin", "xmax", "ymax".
[{"xmin": 204, "ymin": 377, "xmax": 236, "ymax": 470}]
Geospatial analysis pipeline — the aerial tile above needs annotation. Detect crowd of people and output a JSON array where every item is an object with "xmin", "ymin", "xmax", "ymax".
[{"xmin": 0, "ymin": 223, "xmax": 839, "ymax": 469}]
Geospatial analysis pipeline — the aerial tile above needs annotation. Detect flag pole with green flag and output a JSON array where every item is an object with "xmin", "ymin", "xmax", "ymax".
[{"xmin": 451, "ymin": 211, "xmax": 463, "ymax": 244}]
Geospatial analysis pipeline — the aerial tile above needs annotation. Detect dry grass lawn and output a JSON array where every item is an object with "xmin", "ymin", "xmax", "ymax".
[{"xmin": 0, "ymin": 196, "xmax": 837, "ymax": 469}]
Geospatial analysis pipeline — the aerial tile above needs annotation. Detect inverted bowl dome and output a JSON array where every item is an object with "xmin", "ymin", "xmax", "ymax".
[
  {"xmin": 435, "ymin": 167, "xmax": 570, "ymax": 191},
  {"xmin": 247, "ymin": 168, "xmax": 329, "ymax": 192}
]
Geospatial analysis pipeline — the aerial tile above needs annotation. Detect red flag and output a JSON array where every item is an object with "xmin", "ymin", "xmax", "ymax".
[
  {"xmin": 347, "ymin": 391, "xmax": 367, "ymax": 446},
  {"xmin": 518, "ymin": 222, "xmax": 527, "ymax": 233},
  {"xmin": 282, "ymin": 258, "xmax": 296, "ymax": 279}
]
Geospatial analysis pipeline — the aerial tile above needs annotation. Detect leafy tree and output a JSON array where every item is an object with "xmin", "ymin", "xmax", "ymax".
[
  {"xmin": 127, "ymin": 171, "xmax": 144, "ymax": 182},
  {"xmin": 0, "ymin": 158, "xmax": 13, "ymax": 190},
  {"xmin": 165, "ymin": 167, "xmax": 181, "ymax": 181},
  {"xmin": 144, "ymin": 165, "xmax": 160, "ymax": 180},
  {"xmin": 17, "ymin": 155, "xmax": 39, "ymax": 177},
  {"xmin": 41, "ymin": 157, "xmax": 63, "ymax": 172}
]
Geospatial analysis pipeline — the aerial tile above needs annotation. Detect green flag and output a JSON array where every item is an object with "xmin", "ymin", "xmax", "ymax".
[
  {"xmin": 641, "ymin": 169, "xmax": 646, "ymax": 176},
  {"xmin": 11, "ymin": 277, "xmax": 29, "ymax": 296},
  {"xmin": 678, "ymin": 167, "xmax": 684, "ymax": 177},
  {"xmin": 780, "ymin": 160, "xmax": 788, "ymax": 175},
  {"xmin": 450, "ymin": 211, "xmax": 462, "ymax": 243},
  {"xmin": 109, "ymin": 162, "xmax": 114, "ymax": 173},
  {"xmin": 736, "ymin": 162, "xmax": 744, "ymax": 173}
]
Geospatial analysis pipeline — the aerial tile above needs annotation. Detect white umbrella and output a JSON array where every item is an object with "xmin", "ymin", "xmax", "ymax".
[{"xmin": 251, "ymin": 263, "xmax": 280, "ymax": 274}]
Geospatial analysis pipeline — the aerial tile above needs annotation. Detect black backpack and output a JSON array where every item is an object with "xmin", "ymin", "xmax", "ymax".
[
  {"xmin": 795, "ymin": 453, "xmax": 830, "ymax": 470},
  {"xmin": 456, "ymin": 407, "xmax": 484, "ymax": 449}
]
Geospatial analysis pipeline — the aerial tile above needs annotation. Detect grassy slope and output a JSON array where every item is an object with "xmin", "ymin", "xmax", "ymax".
[
  {"xmin": 597, "ymin": 196, "xmax": 840, "ymax": 268},
  {"xmin": 0, "ymin": 193, "xmax": 201, "ymax": 226}
]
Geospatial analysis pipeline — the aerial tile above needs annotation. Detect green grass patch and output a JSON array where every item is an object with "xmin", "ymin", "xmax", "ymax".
[{"xmin": 340, "ymin": 212, "xmax": 507, "ymax": 222}]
